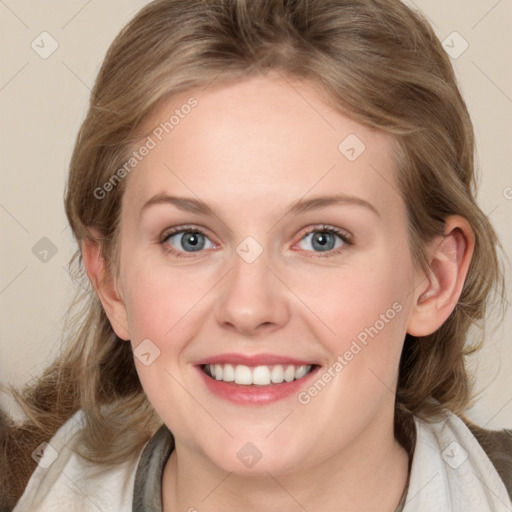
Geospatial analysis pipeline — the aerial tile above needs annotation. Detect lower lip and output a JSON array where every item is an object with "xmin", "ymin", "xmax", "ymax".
[{"xmin": 195, "ymin": 365, "xmax": 321, "ymax": 405}]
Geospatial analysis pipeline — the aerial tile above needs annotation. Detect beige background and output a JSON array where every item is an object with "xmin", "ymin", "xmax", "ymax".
[{"xmin": 1, "ymin": 0, "xmax": 511, "ymax": 427}]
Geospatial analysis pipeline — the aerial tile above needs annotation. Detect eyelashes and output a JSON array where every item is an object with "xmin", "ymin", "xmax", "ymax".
[
  {"xmin": 160, "ymin": 226, "xmax": 215, "ymax": 258},
  {"xmin": 296, "ymin": 225, "xmax": 352, "ymax": 256},
  {"xmin": 159, "ymin": 224, "xmax": 353, "ymax": 260}
]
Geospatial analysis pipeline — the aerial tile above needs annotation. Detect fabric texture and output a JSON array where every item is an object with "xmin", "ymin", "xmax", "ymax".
[
  {"xmin": 465, "ymin": 421, "xmax": 512, "ymax": 494},
  {"xmin": 12, "ymin": 408, "xmax": 512, "ymax": 511},
  {"xmin": 12, "ymin": 411, "xmax": 141, "ymax": 512},
  {"xmin": 401, "ymin": 413, "xmax": 512, "ymax": 511},
  {"xmin": 132, "ymin": 424, "xmax": 174, "ymax": 512}
]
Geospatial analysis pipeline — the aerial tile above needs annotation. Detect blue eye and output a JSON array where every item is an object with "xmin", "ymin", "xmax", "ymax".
[
  {"xmin": 297, "ymin": 227, "xmax": 351, "ymax": 254},
  {"xmin": 160, "ymin": 225, "xmax": 352, "ymax": 259},
  {"xmin": 162, "ymin": 229, "xmax": 214, "ymax": 255}
]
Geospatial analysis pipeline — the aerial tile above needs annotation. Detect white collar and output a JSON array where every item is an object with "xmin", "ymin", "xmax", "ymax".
[{"xmin": 402, "ymin": 409, "xmax": 512, "ymax": 511}]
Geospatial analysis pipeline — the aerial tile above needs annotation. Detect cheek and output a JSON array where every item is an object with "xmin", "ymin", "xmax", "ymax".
[
  {"xmin": 301, "ymin": 247, "xmax": 413, "ymax": 372},
  {"xmin": 121, "ymin": 257, "xmax": 214, "ymax": 348},
  {"xmin": 123, "ymin": 275, "xmax": 173, "ymax": 343},
  {"xmin": 120, "ymin": 261, "xmax": 205, "ymax": 408},
  {"xmin": 293, "ymin": 259, "xmax": 412, "ymax": 428},
  {"xmin": 331, "ymin": 248, "xmax": 408, "ymax": 306}
]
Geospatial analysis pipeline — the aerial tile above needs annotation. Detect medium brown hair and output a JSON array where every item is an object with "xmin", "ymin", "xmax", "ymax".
[{"xmin": 1, "ymin": 0, "xmax": 505, "ymax": 507}]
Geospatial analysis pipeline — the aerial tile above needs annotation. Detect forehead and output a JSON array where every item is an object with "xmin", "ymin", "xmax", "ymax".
[{"xmin": 124, "ymin": 73, "xmax": 402, "ymax": 219}]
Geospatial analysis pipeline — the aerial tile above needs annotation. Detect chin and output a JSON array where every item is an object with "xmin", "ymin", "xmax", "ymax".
[{"xmin": 202, "ymin": 437, "xmax": 305, "ymax": 476}]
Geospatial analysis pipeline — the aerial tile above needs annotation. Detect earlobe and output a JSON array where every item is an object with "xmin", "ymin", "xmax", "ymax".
[
  {"xmin": 407, "ymin": 216, "xmax": 475, "ymax": 337},
  {"xmin": 81, "ymin": 229, "xmax": 130, "ymax": 341}
]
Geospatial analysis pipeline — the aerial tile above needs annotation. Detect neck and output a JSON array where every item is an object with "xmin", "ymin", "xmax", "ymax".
[{"xmin": 162, "ymin": 412, "xmax": 410, "ymax": 512}]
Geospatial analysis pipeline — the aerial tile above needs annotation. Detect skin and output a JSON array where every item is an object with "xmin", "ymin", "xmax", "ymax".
[{"xmin": 84, "ymin": 71, "xmax": 474, "ymax": 511}]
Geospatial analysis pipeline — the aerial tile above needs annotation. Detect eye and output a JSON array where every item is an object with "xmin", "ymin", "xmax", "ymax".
[
  {"xmin": 161, "ymin": 227, "xmax": 215, "ymax": 257},
  {"xmin": 296, "ymin": 225, "xmax": 352, "ymax": 255}
]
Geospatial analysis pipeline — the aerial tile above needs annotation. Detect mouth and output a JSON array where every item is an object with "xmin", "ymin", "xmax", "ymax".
[
  {"xmin": 200, "ymin": 362, "xmax": 319, "ymax": 386},
  {"xmin": 194, "ymin": 353, "xmax": 322, "ymax": 404}
]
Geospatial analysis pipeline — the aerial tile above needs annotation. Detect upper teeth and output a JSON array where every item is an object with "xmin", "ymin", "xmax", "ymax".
[{"xmin": 205, "ymin": 363, "xmax": 312, "ymax": 386}]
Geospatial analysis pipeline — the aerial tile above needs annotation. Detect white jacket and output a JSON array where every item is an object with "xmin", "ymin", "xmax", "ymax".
[{"xmin": 13, "ymin": 408, "xmax": 512, "ymax": 511}]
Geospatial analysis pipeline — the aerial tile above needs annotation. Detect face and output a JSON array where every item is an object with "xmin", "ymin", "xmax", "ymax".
[{"xmin": 112, "ymin": 72, "xmax": 418, "ymax": 475}]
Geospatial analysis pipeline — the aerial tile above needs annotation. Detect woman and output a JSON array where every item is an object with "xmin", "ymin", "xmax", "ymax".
[{"xmin": 2, "ymin": 0, "xmax": 511, "ymax": 510}]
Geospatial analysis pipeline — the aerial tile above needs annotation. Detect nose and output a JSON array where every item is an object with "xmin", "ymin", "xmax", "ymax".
[{"xmin": 214, "ymin": 248, "xmax": 290, "ymax": 337}]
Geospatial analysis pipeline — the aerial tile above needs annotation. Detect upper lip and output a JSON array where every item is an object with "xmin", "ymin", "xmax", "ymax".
[{"xmin": 194, "ymin": 352, "xmax": 318, "ymax": 367}]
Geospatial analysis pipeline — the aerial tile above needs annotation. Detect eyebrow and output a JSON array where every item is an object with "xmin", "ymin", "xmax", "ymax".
[{"xmin": 140, "ymin": 193, "xmax": 380, "ymax": 218}]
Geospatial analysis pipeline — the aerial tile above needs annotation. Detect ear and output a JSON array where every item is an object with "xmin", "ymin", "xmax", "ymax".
[
  {"xmin": 407, "ymin": 215, "xmax": 475, "ymax": 337},
  {"xmin": 81, "ymin": 228, "xmax": 130, "ymax": 341}
]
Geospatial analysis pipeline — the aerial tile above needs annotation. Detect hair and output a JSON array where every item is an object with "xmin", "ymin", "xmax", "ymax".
[{"xmin": 1, "ymin": 0, "xmax": 506, "ymax": 507}]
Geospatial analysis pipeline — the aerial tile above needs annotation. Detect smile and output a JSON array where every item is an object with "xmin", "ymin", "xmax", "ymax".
[{"xmin": 202, "ymin": 363, "xmax": 316, "ymax": 386}]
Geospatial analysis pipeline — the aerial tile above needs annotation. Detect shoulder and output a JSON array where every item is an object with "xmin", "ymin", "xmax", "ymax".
[
  {"xmin": 408, "ymin": 409, "xmax": 512, "ymax": 507},
  {"xmin": 13, "ymin": 410, "xmax": 144, "ymax": 512},
  {"xmin": 416, "ymin": 410, "xmax": 512, "ymax": 499},
  {"xmin": 462, "ymin": 418, "xmax": 512, "ymax": 497}
]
